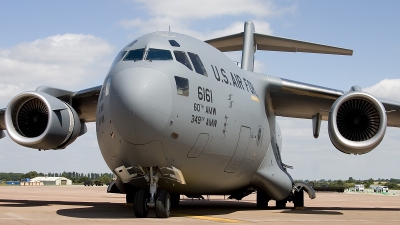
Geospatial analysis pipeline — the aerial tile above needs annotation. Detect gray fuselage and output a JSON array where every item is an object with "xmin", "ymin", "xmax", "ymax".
[{"xmin": 96, "ymin": 32, "xmax": 292, "ymax": 196}]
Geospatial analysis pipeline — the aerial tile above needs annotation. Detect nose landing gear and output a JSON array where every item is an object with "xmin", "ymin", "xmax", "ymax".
[
  {"xmin": 132, "ymin": 166, "xmax": 171, "ymax": 218},
  {"xmin": 115, "ymin": 165, "xmax": 185, "ymax": 218}
]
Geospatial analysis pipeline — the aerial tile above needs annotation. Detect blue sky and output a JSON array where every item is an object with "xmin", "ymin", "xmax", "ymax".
[{"xmin": 0, "ymin": 0, "xmax": 399, "ymax": 180}]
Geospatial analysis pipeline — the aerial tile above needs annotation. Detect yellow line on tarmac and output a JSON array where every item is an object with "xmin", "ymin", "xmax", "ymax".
[{"xmin": 173, "ymin": 214, "xmax": 244, "ymax": 223}]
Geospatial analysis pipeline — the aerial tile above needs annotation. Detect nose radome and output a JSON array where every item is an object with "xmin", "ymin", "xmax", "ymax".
[{"xmin": 109, "ymin": 67, "xmax": 172, "ymax": 144}]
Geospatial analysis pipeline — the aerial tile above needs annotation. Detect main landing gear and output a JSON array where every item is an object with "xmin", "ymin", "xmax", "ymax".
[
  {"xmin": 256, "ymin": 182, "xmax": 316, "ymax": 210},
  {"xmin": 132, "ymin": 167, "xmax": 171, "ymax": 218}
]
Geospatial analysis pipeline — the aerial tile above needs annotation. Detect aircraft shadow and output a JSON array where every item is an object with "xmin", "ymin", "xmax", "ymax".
[{"xmin": 1, "ymin": 198, "xmax": 400, "ymax": 219}]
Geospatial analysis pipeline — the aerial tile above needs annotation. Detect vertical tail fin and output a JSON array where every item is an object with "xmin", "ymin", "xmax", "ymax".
[{"xmin": 241, "ymin": 21, "xmax": 256, "ymax": 71}]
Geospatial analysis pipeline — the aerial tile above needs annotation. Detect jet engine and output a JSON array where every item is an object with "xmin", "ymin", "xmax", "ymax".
[
  {"xmin": 5, "ymin": 91, "xmax": 82, "ymax": 150},
  {"xmin": 328, "ymin": 91, "xmax": 387, "ymax": 154}
]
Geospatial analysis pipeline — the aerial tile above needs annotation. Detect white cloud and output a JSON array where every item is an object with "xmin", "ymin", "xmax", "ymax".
[
  {"xmin": 364, "ymin": 79, "xmax": 400, "ymax": 101},
  {"xmin": 0, "ymin": 34, "xmax": 114, "ymax": 105},
  {"xmin": 120, "ymin": 0, "xmax": 290, "ymax": 40},
  {"xmin": 133, "ymin": 0, "xmax": 296, "ymax": 19}
]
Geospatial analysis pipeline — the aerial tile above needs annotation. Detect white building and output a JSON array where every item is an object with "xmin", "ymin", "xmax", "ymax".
[{"xmin": 31, "ymin": 177, "xmax": 72, "ymax": 185}]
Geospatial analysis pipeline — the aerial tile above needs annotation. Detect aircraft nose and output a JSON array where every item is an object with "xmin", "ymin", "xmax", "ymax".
[{"xmin": 109, "ymin": 67, "xmax": 172, "ymax": 144}]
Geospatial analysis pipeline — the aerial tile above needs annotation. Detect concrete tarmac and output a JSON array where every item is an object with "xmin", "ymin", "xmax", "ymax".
[{"xmin": 1, "ymin": 185, "xmax": 400, "ymax": 224}]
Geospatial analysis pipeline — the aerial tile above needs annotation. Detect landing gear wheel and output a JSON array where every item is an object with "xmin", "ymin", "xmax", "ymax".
[
  {"xmin": 134, "ymin": 189, "xmax": 149, "ymax": 218},
  {"xmin": 155, "ymin": 190, "xmax": 171, "ymax": 218},
  {"xmin": 293, "ymin": 188, "xmax": 304, "ymax": 208},
  {"xmin": 126, "ymin": 192, "xmax": 135, "ymax": 204},
  {"xmin": 276, "ymin": 199, "xmax": 287, "ymax": 209},
  {"xmin": 256, "ymin": 190, "xmax": 270, "ymax": 209},
  {"xmin": 170, "ymin": 193, "xmax": 180, "ymax": 208}
]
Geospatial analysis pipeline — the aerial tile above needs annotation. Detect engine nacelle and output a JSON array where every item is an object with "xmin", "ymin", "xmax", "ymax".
[
  {"xmin": 328, "ymin": 91, "xmax": 387, "ymax": 155},
  {"xmin": 5, "ymin": 91, "xmax": 82, "ymax": 150}
]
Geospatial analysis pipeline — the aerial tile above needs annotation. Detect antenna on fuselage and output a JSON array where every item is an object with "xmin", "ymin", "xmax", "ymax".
[{"xmin": 169, "ymin": 25, "xmax": 171, "ymax": 32}]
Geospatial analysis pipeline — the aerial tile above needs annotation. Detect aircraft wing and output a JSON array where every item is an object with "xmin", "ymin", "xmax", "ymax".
[
  {"xmin": 0, "ymin": 85, "xmax": 101, "ymax": 133},
  {"xmin": 268, "ymin": 78, "xmax": 400, "ymax": 127},
  {"xmin": 69, "ymin": 85, "xmax": 102, "ymax": 122}
]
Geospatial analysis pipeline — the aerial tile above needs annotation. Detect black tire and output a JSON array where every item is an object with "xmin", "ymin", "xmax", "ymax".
[
  {"xmin": 134, "ymin": 189, "xmax": 149, "ymax": 218},
  {"xmin": 256, "ymin": 190, "xmax": 270, "ymax": 209},
  {"xmin": 293, "ymin": 189, "xmax": 304, "ymax": 208},
  {"xmin": 155, "ymin": 190, "xmax": 171, "ymax": 218},
  {"xmin": 170, "ymin": 193, "xmax": 180, "ymax": 208},
  {"xmin": 126, "ymin": 192, "xmax": 136, "ymax": 204},
  {"xmin": 276, "ymin": 199, "xmax": 286, "ymax": 209}
]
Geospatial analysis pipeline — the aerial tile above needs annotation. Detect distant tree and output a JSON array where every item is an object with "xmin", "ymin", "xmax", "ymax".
[
  {"xmin": 385, "ymin": 182, "xmax": 400, "ymax": 190},
  {"xmin": 21, "ymin": 171, "xmax": 39, "ymax": 179},
  {"xmin": 98, "ymin": 174, "xmax": 112, "ymax": 185},
  {"xmin": 337, "ymin": 180, "xmax": 344, "ymax": 186},
  {"xmin": 364, "ymin": 178, "xmax": 374, "ymax": 188},
  {"xmin": 77, "ymin": 176, "xmax": 90, "ymax": 183}
]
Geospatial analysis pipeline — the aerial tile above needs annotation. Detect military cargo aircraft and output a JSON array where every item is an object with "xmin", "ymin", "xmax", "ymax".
[{"xmin": 1, "ymin": 21, "xmax": 399, "ymax": 218}]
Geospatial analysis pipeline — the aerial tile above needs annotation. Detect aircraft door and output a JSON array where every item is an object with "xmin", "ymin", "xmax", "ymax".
[{"xmin": 224, "ymin": 126, "xmax": 251, "ymax": 173}]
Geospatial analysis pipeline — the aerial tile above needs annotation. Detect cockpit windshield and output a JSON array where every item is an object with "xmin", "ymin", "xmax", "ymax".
[
  {"xmin": 124, "ymin": 48, "xmax": 145, "ymax": 61},
  {"xmin": 146, "ymin": 48, "xmax": 173, "ymax": 60}
]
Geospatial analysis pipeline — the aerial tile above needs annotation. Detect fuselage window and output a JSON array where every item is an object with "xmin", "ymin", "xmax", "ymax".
[
  {"xmin": 169, "ymin": 40, "xmax": 180, "ymax": 47},
  {"xmin": 146, "ymin": 48, "xmax": 173, "ymax": 60},
  {"xmin": 124, "ymin": 48, "xmax": 145, "ymax": 61},
  {"xmin": 174, "ymin": 51, "xmax": 192, "ymax": 70},
  {"xmin": 174, "ymin": 76, "xmax": 189, "ymax": 97},
  {"xmin": 188, "ymin": 52, "xmax": 208, "ymax": 76},
  {"xmin": 109, "ymin": 50, "xmax": 127, "ymax": 71}
]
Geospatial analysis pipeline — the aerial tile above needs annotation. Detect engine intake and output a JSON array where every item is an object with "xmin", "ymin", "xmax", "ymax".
[
  {"xmin": 328, "ymin": 91, "xmax": 387, "ymax": 155},
  {"xmin": 5, "ymin": 91, "xmax": 82, "ymax": 150}
]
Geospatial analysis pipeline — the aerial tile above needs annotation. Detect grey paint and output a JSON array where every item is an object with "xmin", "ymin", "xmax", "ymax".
[
  {"xmin": 0, "ymin": 21, "xmax": 400, "ymax": 203},
  {"xmin": 241, "ymin": 21, "xmax": 255, "ymax": 71}
]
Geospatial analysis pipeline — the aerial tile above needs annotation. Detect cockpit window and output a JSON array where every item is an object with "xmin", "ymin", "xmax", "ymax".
[
  {"xmin": 123, "ymin": 48, "xmax": 144, "ymax": 61},
  {"xmin": 109, "ymin": 50, "xmax": 127, "ymax": 71},
  {"xmin": 174, "ymin": 51, "xmax": 192, "ymax": 70},
  {"xmin": 146, "ymin": 48, "xmax": 173, "ymax": 60},
  {"xmin": 169, "ymin": 40, "xmax": 180, "ymax": 47},
  {"xmin": 188, "ymin": 52, "xmax": 208, "ymax": 76},
  {"xmin": 174, "ymin": 76, "xmax": 189, "ymax": 97}
]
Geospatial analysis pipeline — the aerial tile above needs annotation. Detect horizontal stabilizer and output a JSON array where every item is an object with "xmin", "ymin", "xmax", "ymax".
[{"xmin": 205, "ymin": 32, "xmax": 353, "ymax": 56}]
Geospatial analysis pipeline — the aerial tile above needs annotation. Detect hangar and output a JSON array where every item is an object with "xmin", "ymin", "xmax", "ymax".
[{"xmin": 31, "ymin": 177, "xmax": 72, "ymax": 185}]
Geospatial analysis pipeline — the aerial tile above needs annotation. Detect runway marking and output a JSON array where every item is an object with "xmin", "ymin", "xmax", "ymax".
[{"xmin": 173, "ymin": 214, "xmax": 245, "ymax": 223}]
